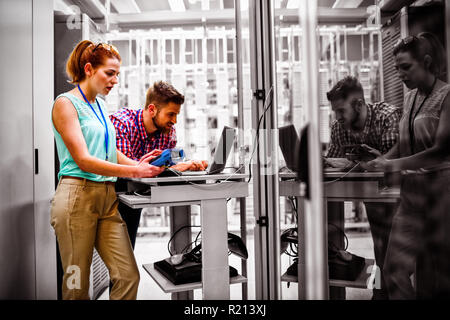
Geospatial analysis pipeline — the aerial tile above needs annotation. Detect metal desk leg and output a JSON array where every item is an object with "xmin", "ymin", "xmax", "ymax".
[
  {"xmin": 169, "ymin": 205, "xmax": 193, "ymax": 300},
  {"xmin": 240, "ymin": 197, "xmax": 248, "ymax": 300},
  {"xmin": 297, "ymin": 196, "xmax": 306, "ymax": 299},
  {"xmin": 201, "ymin": 199, "xmax": 230, "ymax": 300},
  {"xmin": 327, "ymin": 202, "xmax": 346, "ymax": 300}
]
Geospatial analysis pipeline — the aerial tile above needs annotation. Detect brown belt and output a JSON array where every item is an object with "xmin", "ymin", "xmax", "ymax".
[{"xmin": 61, "ymin": 176, "xmax": 116, "ymax": 186}]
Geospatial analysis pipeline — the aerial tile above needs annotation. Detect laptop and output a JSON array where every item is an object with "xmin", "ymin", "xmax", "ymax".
[
  {"xmin": 279, "ymin": 124, "xmax": 300, "ymax": 173},
  {"xmin": 178, "ymin": 126, "xmax": 236, "ymax": 176},
  {"xmin": 279, "ymin": 123, "xmax": 311, "ymax": 198}
]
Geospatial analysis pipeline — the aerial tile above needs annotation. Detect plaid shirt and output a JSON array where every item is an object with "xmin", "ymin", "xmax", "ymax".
[
  {"xmin": 327, "ymin": 102, "xmax": 402, "ymax": 158},
  {"xmin": 109, "ymin": 108, "xmax": 177, "ymax": 161}
]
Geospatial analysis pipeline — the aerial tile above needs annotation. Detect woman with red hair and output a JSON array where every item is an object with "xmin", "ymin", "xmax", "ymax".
[{"xmin": 51, "ymin": 40, "xmax": 164, "ymax": 300}]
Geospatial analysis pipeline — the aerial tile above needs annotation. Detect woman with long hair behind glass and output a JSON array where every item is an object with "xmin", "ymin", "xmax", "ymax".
[{"xmin": 364, "ymin": 32, "xmax": 450, "ymax": 299}]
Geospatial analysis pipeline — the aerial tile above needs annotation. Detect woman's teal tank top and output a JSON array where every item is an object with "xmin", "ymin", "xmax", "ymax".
[{"xmin": 52, "ymin": 92, "xmax": 117, "ymax": 182}]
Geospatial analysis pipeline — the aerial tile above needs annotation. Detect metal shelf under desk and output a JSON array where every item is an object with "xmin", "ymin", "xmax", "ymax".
[
  {"xmin": 143, "ymin": 263, "xmax": 247, "ymax": 294},
  {"xmin": 281, "ymin": 258, "xmax": 375, "ymax": 289}
]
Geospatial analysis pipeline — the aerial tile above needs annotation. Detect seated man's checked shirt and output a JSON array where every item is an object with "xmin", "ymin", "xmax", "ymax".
[
  {"xmin": 327, "ymin": 102, "xmax": 402, "ymax": 158},
  {"xmin": 110, "ymin": 108, "xmax": 176, "ymax": 161}
]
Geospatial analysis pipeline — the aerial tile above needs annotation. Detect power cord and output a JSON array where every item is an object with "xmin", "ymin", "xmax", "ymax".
[
  {"xmin": 247, "ymin": 86, "xmax": 274, "ymax": 183},
  {"xmin": 328, "ymin": 222, "xmax": 349, "ymax": 252},
  {"xmin": 323, "ymin": 162, "xmax": 361, "ymax": 185},
  {"xmin": 280, "ymin": 160, "xmax": 362, "ymax": 186},
  {"xmin": 154, "ymin": 86, "xmax": 273, "ymax": 187},
  {"xmin": 165, "ymin": 163, "xmax": 247, "ymax": 190},
  {"xmin": 167, "ymin": 225, "xmax": 201, "ymax": 256},
  {"xmin": 168, "ymin": 225, "xmax": 235, "ymax": 258}
]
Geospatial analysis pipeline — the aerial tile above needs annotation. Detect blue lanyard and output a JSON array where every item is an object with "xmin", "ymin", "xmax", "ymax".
[{"xmin": 77, "ymin": 85, "xmax": 109, "ymax": 160}]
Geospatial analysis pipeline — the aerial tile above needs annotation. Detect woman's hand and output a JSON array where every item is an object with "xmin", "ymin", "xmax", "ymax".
[
  {"xmin": 171, "ymin": 160, "xmax": 209, "ymax": 172},
  {"xmin": 135, "ymin": 154, "xmax": 165, "ymax": 177},
  {"xmin": 138, "ymin": 149, "xmax": 162, "ymax": 165},
  {"xmin": 364, "ymin": 155, "xmax": 393, "ymax": 172}
]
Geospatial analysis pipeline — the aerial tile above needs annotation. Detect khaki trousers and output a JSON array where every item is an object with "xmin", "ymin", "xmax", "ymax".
[{"xmin": 50, "ymin": 177, "xmax": 140, "ymax": 300}]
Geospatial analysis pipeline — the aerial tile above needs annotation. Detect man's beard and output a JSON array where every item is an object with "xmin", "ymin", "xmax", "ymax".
[
  {"xmin": 152, "ymin": 115, "xmax": 171, "ymax": 134},
  {"xmin": 348, "ymin": 109, "xmax": 361, "ymax": 131}
]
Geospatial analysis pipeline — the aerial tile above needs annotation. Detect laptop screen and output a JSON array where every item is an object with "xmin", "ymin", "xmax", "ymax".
[
  {"xmin": 279, "ymin": 124, "xmax": 300, "ymax": 173},
  {"xmin": 208, "ymin": 126, "xmax": 236, "ymax": 174}
]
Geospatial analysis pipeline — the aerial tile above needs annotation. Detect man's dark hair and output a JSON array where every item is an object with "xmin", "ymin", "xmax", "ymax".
[
  {"xmin": 145, "ymin": 80, "xmax": 185, "ymax": 109},
  {"xmin": 326, "ymin": 76, "xmax": 364, "ymax": 103}
]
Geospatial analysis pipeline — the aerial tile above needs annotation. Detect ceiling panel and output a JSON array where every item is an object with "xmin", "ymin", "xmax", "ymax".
[
  {"xmin": 135, "ymin": 0, "xmax": 170, "ymax": 11},
  {"xmin": 125, "ymin": 0, "xmax": 375, "ymax": 14},
  {"xmin": 318, "ymin": 0, "xmax": 337, "ymax": 7},
  {"xmin": 223, "ymin": 0, "xmax": 234, "ymax": 9}
]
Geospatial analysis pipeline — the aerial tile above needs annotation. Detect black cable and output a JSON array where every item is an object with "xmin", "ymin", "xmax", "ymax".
[
  {"xmin": 284, "ymin": 242, "xmax": 298, "ymax": 257},
  {"xmin": 328, "ymin": 222, "xmax": 349, "ymax": 251},
  {"xmin": 290, "ymin": 242, "xmax": 298, "ymax": 256},
  {"xmin": 294, "ymin": 197, "xmax": 298, "ymax": 223},
  {"xmin": 288, "ymin": 196, "xmax": 296, "ymax": 212},
  {"xmin": 324, "ymin": 162, "xmax": 361, "ymax": 185},
  {"xmin": 247, "ymin": 86, "xmax": 274, "ymax": 183},
  {"xmin": 180, "ymin": 239, "xmax": 198, "ymax": 255},
  {"xmin": 179, "ymin": 227, "xmax": 204, "ymax": 255},
  {"xmin": 167, "ymin": 225, "xmax": 201, "ymax": 256},
  {"xmin": 285, "ymin": 196, "xmax": 298, "ymax": 225},
  {"xmin": 193, "ymin": 229, "xmax": 202, "ymax": 248}
]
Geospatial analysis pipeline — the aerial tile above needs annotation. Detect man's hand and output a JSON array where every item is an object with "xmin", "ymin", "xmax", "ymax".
[
  {"xmin": 171, "ymin": 160, "xmax": 209, "ymax": 172},
  {"xmin": 135, "ymin": 154, "xmax": 165, "ymax": 177},
  {"xmin": 360, "ymin": 144, "xmax": 382, "ymax": 157},
  {"xmin": 324, "ymin": 157, "xmax": 354, "ymax": 169},
  {"xmin": 138, "ymin": 149, "xmax": 162, "ymax": 165}
]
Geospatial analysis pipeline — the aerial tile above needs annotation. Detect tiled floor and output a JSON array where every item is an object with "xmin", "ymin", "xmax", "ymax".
[{"xmin": 99, "ymin": 226, "xmax": 375, "ymax": 300}]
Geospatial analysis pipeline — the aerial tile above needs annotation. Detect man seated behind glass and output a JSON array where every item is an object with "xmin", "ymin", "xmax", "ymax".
[{"xmin": 325, "ymin": 76, "xmax": 401, "ymax": 300}]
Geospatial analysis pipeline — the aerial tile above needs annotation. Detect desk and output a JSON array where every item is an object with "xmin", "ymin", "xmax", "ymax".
[
  {"xmin": 279, "ymin": 171, "xmax": 400, "ymax": 299},
  {"xmin": 118, "ymin": 173, "xmax": 249, "ymax": 300}
]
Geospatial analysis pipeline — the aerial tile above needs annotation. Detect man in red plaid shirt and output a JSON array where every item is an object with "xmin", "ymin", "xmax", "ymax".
[
  {"xmin": 325, "ymin": 76, "xmax": 401, "ymax": 300},
  {"xmin": 110, "ymin": 81, "xmax": 207, "ymax": 251}
]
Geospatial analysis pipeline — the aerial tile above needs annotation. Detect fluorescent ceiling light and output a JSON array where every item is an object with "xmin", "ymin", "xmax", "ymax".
[
  {"xmin": 169, "ymin": 0, "xmax": 186, "ymax": 12},
  {"xmin": 201, "ymin": 0, "xmax": 210, "ymax": 11},
  {"xmin": 286, "ymin": 0, "xmax": 299, "ymax": 9},
  {"xmin": 332, "ymin": 0, "xmax": 364, "ymax": 8},
  {"xmin": 110, "ymin": 0, "xmax": 141, "ymax": 14},
  {"xmin": 54, "ymin": 0, "xmax": 75, "ymax": 14}
]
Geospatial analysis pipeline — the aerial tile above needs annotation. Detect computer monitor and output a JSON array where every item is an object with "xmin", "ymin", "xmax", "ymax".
[
  {"xmin": 278, "ymin": 123, "xmax": 310, "ymax": 198},
  {"xmin": 279, "ymin": 124, "xmax": 300, "ymax": 173},
  {"xmin": 179, "ymin": 125, "xmax": 236, "ymax": 176},
  {"xmin": 208, "ymin": 125, "xmax": 236, "ymax": 174},
  {"xmin": 296, "ymin": 124, "xmax": 310, "ymax": 198}
]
